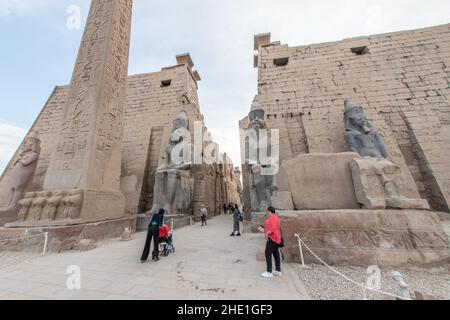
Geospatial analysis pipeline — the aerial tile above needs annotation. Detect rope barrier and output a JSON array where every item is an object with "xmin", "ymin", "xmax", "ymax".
[{"xmin": 294, "ymin": 234, "xmax": 412, "ymax": 301}]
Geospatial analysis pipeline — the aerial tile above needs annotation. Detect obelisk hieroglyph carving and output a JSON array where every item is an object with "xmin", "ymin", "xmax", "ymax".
[{"xmin": 11, "ymin": 0, "xmax": 133, "ymax": 227}]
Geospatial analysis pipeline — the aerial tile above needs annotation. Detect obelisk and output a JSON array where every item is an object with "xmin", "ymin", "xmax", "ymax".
[{"xmin": 27, "ymin": 0, "xmax": 132, "ymax": 226}]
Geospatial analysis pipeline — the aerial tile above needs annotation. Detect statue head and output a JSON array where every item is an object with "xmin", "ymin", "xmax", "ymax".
[
  {"xmin": 248, "ymin": 101, "xmax": 266, "ymax": 130},
  {"xmin": 21, "ymin": 131, "xmax": 41, "ymax": 155},
  {"xmin": 169, "ymin": 111, "xmax": 190, "ymax": 146},
  {"xmin": 344, "ymin": 100, "xmax": 373, "ymax": 134},
  {"xmin": 172, "ymin": 111, "xmax": 189, "ymax": 131}
]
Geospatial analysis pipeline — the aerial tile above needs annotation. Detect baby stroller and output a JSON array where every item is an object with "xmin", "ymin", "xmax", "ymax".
[
  {"xmin": 159, "ymin": 224, "xmax": 175, "ymax": 257},
  {"xmin": 160, "ymin": 234, "xmax": 175, "ymax": 257}
]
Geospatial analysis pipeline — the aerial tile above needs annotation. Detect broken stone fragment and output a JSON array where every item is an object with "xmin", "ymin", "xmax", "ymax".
[{"xmin": 73, "ymin": 239, "xmax": 97, "ymax": 252}]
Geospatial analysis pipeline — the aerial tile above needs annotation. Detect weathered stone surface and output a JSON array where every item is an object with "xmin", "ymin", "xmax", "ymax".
[
  {"xmin": 278, "ymin": 153, "xmax": 361, "ymax": 210},
  {"xmin": 121, "ymin": 227, "xmax": 133, "ymax": 241},
  {"xmin": 0, "ymin": 69, "xmax": 238, "ymax": 223},
  {"xmin": 73, "ymin": 239, "xmax": 97, "ymax": 251},
  {"xmin": 350, "ymin": 157, "xmax": 430, "ymax": 210},
  {"xmin": 241, "ymin": 24, "xmax": 450, "ymax": 212},
  {"xmin": 0, "ymin": 2, "xmax": 241, "ymax": 225},
  {"xmin": 278, "ymin": 210, "xmax": 450, "ymax": 268},
  {"xmin": 242, "ymin": 101, "xmax": 277, "ymax": 212},
  {"xmin": 271, "ymin": 191, "xmax": 294, "ymax": 210},
  {"xmin": 44, "ymin": 0, "xmax": 132, "ymax": 194},
  {"xmin": 6, "ymin": 0, "xmax": 133, "ymax": 229},
  {"xmin": 415, "ymin": 291, "xmax": 439, "ymax": 300},
  {"xmin": 0, "ymin": 217, "xmax": 136, "ymax": 253}
]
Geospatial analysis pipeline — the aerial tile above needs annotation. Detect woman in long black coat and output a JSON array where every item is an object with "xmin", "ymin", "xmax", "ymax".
[{"xmin": 140, "ymin": 209, "xmax": 165, "ymax": 262}]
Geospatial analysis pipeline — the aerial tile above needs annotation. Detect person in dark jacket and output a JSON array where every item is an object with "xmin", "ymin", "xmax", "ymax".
[
  {"xmin": 141, "ymin": 209, "xmax": 165, "ymax": 263},
  {"xmin": 223, "ymin": 203, "xmax": 228, "ymax": 215},
  {"xmin": 230, "ymin": 204, "xmax": 242, "ymax": 237}
]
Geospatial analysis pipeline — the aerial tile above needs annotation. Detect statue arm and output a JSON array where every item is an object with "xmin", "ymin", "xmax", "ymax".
[
  {"xmin": 157, "ymin": 149, "xmax": 170, "ymax": 170},
  {"xmin": 174, "ymin": 164, "xmax": 191, "ymax": 170},
  {"xmin": 345, "ymin": 131, "xmax": 359, "ymax": 153},
  {"xmin": 18, "ymin": 152, "xmax": 39, "ymax": 166},
  {"xmin": 375, "ymin": 133, "xmax": 389, "ymax": 159}
]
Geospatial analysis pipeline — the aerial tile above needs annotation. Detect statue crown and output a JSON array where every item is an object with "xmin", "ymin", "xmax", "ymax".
[
  {"xmin": 173, "ymin": 111, "xmax": 189, "ymax": 129},
  {"xmin": 344, "ymin": 100, "xmax": 363, "ymax": 115}
]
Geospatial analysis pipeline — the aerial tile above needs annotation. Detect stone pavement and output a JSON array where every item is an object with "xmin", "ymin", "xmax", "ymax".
[{"xmin": 0, "ymin": 215, "xmax": 310, "ymax": 300}]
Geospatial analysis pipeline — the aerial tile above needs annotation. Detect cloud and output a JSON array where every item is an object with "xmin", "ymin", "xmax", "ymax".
[
  {"xmin": 0, "ymin": 120, "xmax": 26, "ymax": 175},
  {"xmin": 0, "ymin": 0, "xmax": 49, "ymax": 18},
  {"xmin": 129, "ymin": 0, "xmax": 450, "ymax": 168},
  {"xmin": 2, "ymin": 0, "xmax": 450, "ymax": 170}
]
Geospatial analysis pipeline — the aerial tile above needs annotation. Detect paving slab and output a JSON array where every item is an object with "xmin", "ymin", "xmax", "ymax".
[{"xmin": 0, "ymin": 215, "xmax": 310, "ymax": 300}]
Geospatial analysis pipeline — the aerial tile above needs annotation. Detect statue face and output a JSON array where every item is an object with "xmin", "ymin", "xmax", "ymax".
[
  {"xmin": 22, "ymin": 138, "xmax": 35, "ymax": 152},
  {"xmin": 249, "ymin": 119, "xmax": 264, "ymax": 130},
  {"xmin": 172, "ymin": 112, "xmax": 189, "ymax": 131},
  {"xmin": 173, "ymin": 119, "xmax": 185, "ymax": 130},
  {"xmin": 350, "ymin": 112, "xmax": 372, "ymax": 134}
]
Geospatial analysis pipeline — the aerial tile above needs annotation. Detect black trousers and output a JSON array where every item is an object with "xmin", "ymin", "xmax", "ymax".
[
  {"xmin": 141, "ymin": 226, "xmax": 159, "ymax": 261},
  {"xmin": 265, "ymin": 239, "xmax": 281, "ymax": 273},
  {"xmin": 201, "ymin": 216, "xmax": 207, "ymax": 225}
]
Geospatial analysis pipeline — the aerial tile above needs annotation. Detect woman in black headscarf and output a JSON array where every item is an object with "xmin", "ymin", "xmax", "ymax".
[{"xmin": 140, "ymin": 209, "xmax": 165, "ymax": 263}]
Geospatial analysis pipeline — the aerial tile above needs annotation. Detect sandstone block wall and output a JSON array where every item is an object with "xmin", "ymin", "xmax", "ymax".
[
  {"xmin": 0, "ymin": 59, "xmax": 238, "ymax": 217},
  {"xmin": 241, "ymin": 24, "xmax": 450, "ymax": 213}
]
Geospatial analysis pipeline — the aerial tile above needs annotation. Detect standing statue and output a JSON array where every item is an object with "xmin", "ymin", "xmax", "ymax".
[
  {"xmin": 344, "ymin": 100, "xmax": 389, "ymax": 158},
  {"xmin": 150, "ymin": 111, "xmax": 193, "ymax": 215},
  {"xmin": 246, "ymin": 101, "xmax": 277, "ymax": 212},
  {"xmin": 0, "ymin": 131, "xmax": 41, "ymax": 217}
]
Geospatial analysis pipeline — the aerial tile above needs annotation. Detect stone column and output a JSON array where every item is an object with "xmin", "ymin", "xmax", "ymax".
[{"xmin": 40, "ymin": 0, "xmax": 132, "ymax": 225}]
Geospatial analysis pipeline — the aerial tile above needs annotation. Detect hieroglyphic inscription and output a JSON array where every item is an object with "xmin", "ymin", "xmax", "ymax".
[{"xmin": 44, "ymin": 0, "xmax": 132, "ymax": 190}]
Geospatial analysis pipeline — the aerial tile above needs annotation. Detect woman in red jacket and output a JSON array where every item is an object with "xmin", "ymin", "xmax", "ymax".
[{"xmin": 261, "ymin": 207, "xmax": 282, "ymax": 278}]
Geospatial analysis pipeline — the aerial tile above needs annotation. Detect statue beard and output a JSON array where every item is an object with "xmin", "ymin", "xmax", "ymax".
[
  {"xmin": 362, "ymin": 125, "xmax": 372, "ymax": 134},
  {"xmin": 19, "ymin": 147, "xmax": 33, "ymax": 157}
]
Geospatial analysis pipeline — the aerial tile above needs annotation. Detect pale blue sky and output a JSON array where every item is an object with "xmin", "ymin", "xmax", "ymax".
[{"xmin": 1, "ymin": 0, "xmax": 450, "ymax": 174}]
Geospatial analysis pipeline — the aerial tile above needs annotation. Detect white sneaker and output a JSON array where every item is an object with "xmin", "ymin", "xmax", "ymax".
[
  {"xmin": 261, "ymin": 272, "xmax": 274, "ymax": 278},
  {"xmin": 273, "ymin": 271, "xmax": 282, "ymax": 277}
]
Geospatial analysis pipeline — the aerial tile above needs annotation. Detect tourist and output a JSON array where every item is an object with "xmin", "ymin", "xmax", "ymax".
[
  {"xmin": 230, "ymin": 204, "xmax": 242, "ymax": 237},
  {"xmin": 228, "ymin": 202, "xmax": 234, "ymax": 215},
  {"xmin": 223, "ymin": 203, "xmax": 228, "ymax": 215},
  {"xmin": 200, "ymin": 205, "xmax": 208, "ymax": 226},
  {"xmin": 261, "ymin": 207, "xmax": 282, "ymax": 278},
  {"xmin": 140, "ymin": 209, "xmax": 165, "ymax": 263}
]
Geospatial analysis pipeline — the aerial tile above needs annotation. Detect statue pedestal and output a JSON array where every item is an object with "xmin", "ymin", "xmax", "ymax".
[
  {"xmin": 5, "ymin": 190, "xmax": 125, "ymax": 228},
  {"xmin": 278, "ymin": 209, "xmax": 450, "ymax": 268},
  {"xmin": 0, "ymin": 216, "xmax": 136, "ymax": 253},
  {"xmin": 275, "ymin": 153, "xmax": 362, "ymax": 210},
  {"xmin": 350, "ymin": 157, "xmax": 430, "ymax": 210}
]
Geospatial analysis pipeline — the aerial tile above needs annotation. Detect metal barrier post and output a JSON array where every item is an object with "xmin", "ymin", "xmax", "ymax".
[
  {"xmin": 295, "ymin": 234, "xmax": 306, "ymax": 267},
  {"xmin": 42, "ymin": 232, "xmax": 49, "ymax": 255},
  {"xmin": 362, "ymin": 283, "xmax": 368, "ymax": 300}
]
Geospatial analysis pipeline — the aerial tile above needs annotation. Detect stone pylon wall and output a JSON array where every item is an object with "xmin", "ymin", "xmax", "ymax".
[
  {"xmin": 241, "ymin": 23, "xmax": 450, "ymax": 212},
  {"xmin": 0, "ymin": 61, "xmax": 238, "ymax": 216}
]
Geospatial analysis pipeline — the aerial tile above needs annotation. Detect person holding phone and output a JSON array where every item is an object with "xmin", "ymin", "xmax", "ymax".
[{"xmin": 261, "ymin": 206, "xmax": 282, "ymax": 278}]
